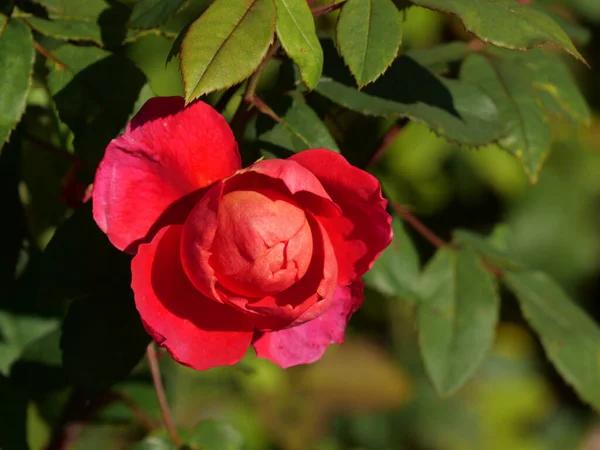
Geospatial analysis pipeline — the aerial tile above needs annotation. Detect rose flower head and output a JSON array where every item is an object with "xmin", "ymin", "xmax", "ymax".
[{"xmin": 92, "ymin": 97, "xmax": 392, "ymax": 370}]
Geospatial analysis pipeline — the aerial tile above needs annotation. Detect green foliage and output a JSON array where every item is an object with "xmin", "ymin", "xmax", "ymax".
[
  {"xmin": 336, "ymin": 0, "xmax": 402, "ymax": 87},
  {"xmin": 3, "ymin": 0, "xmax": 600, "ymax": 447},
  {"xmin": 417, "ymin": 248, "xmax": 499, "ymax": 396},
  {"xmin": 274, "ymin": 0, "xmax": 323, "ymax": 89},
  {"xmin": 0, "ymin": 19, "xmax": 34, "ymax": 148},
  {"xmin": 256, "ymin": 93, "xmax": 339, "ymax": 154},
  {"xmin": 316, "ymin": 49, "xmax": 503, "ymax": 146},
  {"xmin": 129, "ymin": 0, "xmax": 188, "ymax": 29},
  {"xmin": 363, "ymin": 216, "xmax": 420, "ymax": 302},
  {"xmin": 505, "ymin": 271, "xmax": 600, "ymax": 411},
  {"xmin": 189, "ymin": 420, "xmax": 244, "ymax": 449},
  {"xmin": 46, "ymin": 44, "xmax": 146, "ymax": 168},
  {"xmin": 411, "ymin": 0, "xmax": 586, "ymax": 63},
  {"xmin": 181, "ymin": 0, "xmax": 277, "ymax": 101},
  {"xmin": 461, "ymin": 48, "xmax": 589, "ymax": 181}
]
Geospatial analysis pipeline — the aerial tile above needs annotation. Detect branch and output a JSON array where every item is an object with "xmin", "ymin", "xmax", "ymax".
[
  {"xmin": 146, "ymin": 343, "xmax": 182, "ymax": 447},
  {"xmin": 366, "ymin": 119, "xmax": 408, "ymax": 170},
  {"xmin": 390, "ymin": 201, "xmax": 448, "ymax": 249},
  {"xmin": 312, "ymin": 1, "xmax": 346, "ymax": 17}
]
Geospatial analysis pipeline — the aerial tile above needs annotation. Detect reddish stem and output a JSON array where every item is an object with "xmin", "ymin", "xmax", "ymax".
[
  {"xmin": 147, "ymin": 343, "xmax": 182, "ymax": 447},
  {"xmin": 390, "ymin": 201, "xmax": 448, "ymax": 249},
  {"xmin": 312, "ymin": 1, "xmax": 346, "ymax": 17}
]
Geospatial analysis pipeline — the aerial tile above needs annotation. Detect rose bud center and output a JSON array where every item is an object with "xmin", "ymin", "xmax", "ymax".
[{"xmin": 209, "ymin": 187, "xmax": 313, "ymax": 298}]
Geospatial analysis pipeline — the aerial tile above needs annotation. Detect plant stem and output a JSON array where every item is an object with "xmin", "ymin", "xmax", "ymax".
[
  {"xmin": 312, "ymin": 1, "xmax": 346, "ymax": 17},
  {"xmin": 146, "ymin": 343, "xmax": 182, "ymax": 447},
  {"xmin": 366, "ymin": 119, "xmax": 408, "ymax": 170},
  {"xmin": 244, "ymin": 41, "xmax": 281, "ymax": 103},
  {"xmin": 390, "ymin": 201, "xmax": 448, "ymax": 249}
]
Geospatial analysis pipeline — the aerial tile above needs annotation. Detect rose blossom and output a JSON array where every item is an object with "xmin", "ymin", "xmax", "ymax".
[{"xmin": 92, "ymin": 97, "xmax": 392, "ymax": 370}]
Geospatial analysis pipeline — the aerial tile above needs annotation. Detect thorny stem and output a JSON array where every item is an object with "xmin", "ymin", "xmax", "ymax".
[
  {"xmin": 311, "ymin": 0, "xmax": 347, "ymax": 17},
  {"xmin": 390, "ymin": 201, "xmax": 448, "ymax": 250},
  {"xmin": 146, "ymin": 343, "xmax": 182, "ymax": 447}
]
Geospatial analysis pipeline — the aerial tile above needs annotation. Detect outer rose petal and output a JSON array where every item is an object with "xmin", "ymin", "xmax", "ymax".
[
  {"xmin": 252, "ymin": 280, "xmax": 364, "ymax": 368},
  {"xmin": 131, "ymin": 224, "xmax": 254, "ymax": 371},
  {"xmin": 289, "ymin": 149, "xmax": 392, "ymax": 282},
  {"xmin": 93, "ymin": 97, "xmax": 240, "ymax": 253}
]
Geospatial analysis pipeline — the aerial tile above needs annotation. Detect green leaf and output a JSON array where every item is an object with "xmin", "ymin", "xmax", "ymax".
[
  {"xmin": 363, "ymin": 216, "xmax": 420, "ymax": 303},
  {"xmin": 46, "ymin": 44, "xmax": 146, "ymax": 167},
  {"xmin": 257, "ymin": 93, "xmax": 339, "ymax": 152},
  {"xmin": 28, "ymin": 0, "xmax": 136, "ymax": 47},
  {"xmin": 181, "ymin": 0, "xmax": 277, "ymax": 101},
  {"xmin": 0, "ymin": 19, "xmax": 34, "ymax": 148},
  {"xmin": 23, "ymin": 16, "xmax": 103, "ymax": 44},
  {"xmin": 461, "ymin": 52, "xmax": 551, "ymax": 183},
  {"xmin": 0, "ymin": 311, "xmax": 59, "ymax": 375},
  {"xmin": 61, "ymin": 279, "xmax": 150, "ymax": 394},
  {"xmin": 189, "ymin": 421, "xmax": 244, "ymax": 450},
  {"xmin": 523, "ymin": 50, "xmax": 591, "ymax": 125},
  {"xmin": 129, "ymin": 437, "xmax": 176, "ymax": 450},
  {"xmin": 406, "ymin": 41, "xmax": 469, "ymax": 74},
  {"xmin": 336, "ymin": 0, "xmax": 402, "ymax": 87},
  {"xmin": 411, "ymin": 0, "xmax": 586, "ymax": 63},
  {"xmin": 34, "ymin": 0, "xmax": 108, "ymax": 18},
  {"xmin": 418, "ymin": 248, "xmax": 499, "ymax": 396},
  {"xmin": 316, "ymin": 50, "xmax": 503, "ymax": 146},
  {"xmin": 505, "ymin": 271, "xmax": 600, "ymax": 410},
  {"xmin": 274, "ymin": 0, "xmax": 323, "ymax": 89},
  {"xmin": 129, "ymin": 0, "xmax": 187, "ymax": 29},
  {"xmin": 453, "ymin": 229, "xmax": 524, "ymax": 272}
]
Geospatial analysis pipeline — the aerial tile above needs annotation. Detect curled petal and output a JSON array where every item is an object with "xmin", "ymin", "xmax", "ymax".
[
  {"xmin": 93, "ymin": 97, "xmax": 240, "ymax": 253},
  {"xmin": 289, "ymin": 149, "xmax": 392, "ymax": 282},
  {"xmin": 228, "ymin": 213, "xmax": 338, "ymax": 330},
  {"xmin": 131, "ymin": 225, "xmax": 254, "ymax": 371},
  {"xmin": 252, "ymin": 280, "xmax": 364, "ymax": 368}
]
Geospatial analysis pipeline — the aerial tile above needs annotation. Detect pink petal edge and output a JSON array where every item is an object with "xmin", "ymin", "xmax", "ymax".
[{"xmin": 252, "ymin": 280, "xmax": 364, "ymax": 368}]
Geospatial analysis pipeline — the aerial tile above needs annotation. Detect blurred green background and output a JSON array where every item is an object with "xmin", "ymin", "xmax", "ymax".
[{"xmin": 5, "ymin": 0, "xmax": 600, "ymax": 449}]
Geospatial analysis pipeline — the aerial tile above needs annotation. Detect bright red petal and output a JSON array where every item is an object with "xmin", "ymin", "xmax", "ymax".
[
  {"xmin": 131, "ymin": 225, "xmax": 254, "ymax": 371},
  {"xmin": 252, "ymin": 280, "xmax": 364, "ymax": 368},
  {"xmin": 93, "ymin": 97, "xmax": 240, "ymax": 253},
  {"xmin": 289, "ymin": 149, "xmax": 392, "ymax": 282}
]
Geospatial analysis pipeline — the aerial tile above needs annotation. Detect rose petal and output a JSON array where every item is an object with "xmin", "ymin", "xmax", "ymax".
[
  {"xmin": 289, "ymin": 149, "xmax": 392, "ymax": 282},
  {"xmin": 132, "ymin": 224, "xmax": 254, "ymax": 371},
  {"xmin": 228, "ymin": 213, "xmax": 338, "ymax": 330},
  {"xmin": 252, "ymin": 280, "xmax": 364, "ymax": 368},
  {"xmin": 182, "ymin": 176, "xmax": 339, "ymax": 331},
  {"xmin": 93, "ymin": 97, "xmax": 240, "ymax": 253}
]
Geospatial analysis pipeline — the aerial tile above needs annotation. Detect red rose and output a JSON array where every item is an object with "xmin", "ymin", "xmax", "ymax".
[{"xmin": 92, "ymin": 97, "xmax": 392, "ymax": 370}]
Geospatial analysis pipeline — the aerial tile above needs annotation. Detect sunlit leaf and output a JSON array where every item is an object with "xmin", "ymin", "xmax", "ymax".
[
  {"xmin": 336, "ymin": 0, "xmax": 402, "ymax": 87},
  {"xmin": 411, "ymin": 0, "xmax": 586, "ymax": 63},
  {"xmin": 181, "ymin": 0, "xmax": 277, "ymax": 101},
  {"xmin": 274, "ymin": 0, "xmax": 323, "ymax": 89}
]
